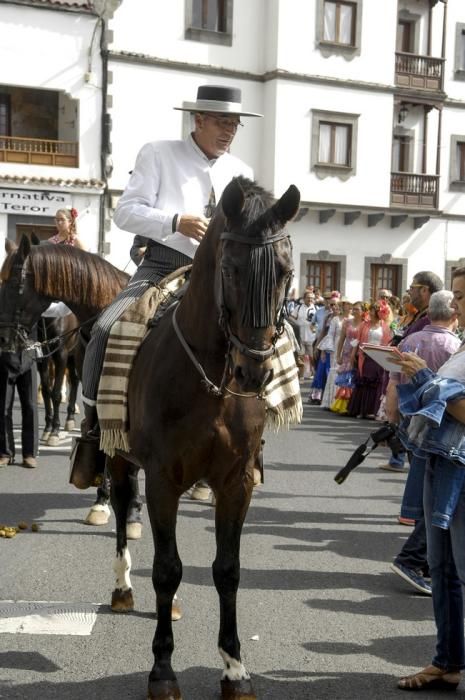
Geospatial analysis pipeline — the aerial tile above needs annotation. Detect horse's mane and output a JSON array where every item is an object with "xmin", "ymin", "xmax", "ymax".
[{"xmin": 1, "ymin": 245, "xmax": 129, "ymax": 308}]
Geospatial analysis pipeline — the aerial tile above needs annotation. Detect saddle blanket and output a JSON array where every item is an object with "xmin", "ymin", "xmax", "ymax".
[{"xmin": 97, "ymin": 274, "xmax": 302, "ymax": 457}]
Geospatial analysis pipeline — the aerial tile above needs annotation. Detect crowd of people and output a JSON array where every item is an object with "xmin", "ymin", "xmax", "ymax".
[{"xmin": 289, "ymin": 270, "xmax": 465, "ymax": 692}]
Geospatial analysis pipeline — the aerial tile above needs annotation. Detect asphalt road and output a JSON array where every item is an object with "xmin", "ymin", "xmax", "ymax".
[{"xmin": 0, "ymin": 386, "xmax": 462, "ymax": 700}]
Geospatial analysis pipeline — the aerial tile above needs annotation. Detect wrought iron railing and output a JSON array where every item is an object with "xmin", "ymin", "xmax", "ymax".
[{"xmin": 0, "ymin": 135, "xmax": 78, "ymax": 167}]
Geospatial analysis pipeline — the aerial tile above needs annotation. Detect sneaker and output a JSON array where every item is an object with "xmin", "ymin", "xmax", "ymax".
[
  {"xmin": 378, "ymin": 462, "xmax": 407, "ymax": 472},
  {"xmin": 22, "ymin": 456, "xmax": 37, "ymax": 469},
  {"xmin": 398, "ymin": 516, "xmax": 415, "ymax": 526},
  {"xmin": 390, "ymin": 562, "xmax": 432, "ymax": 595},
  {"xmin": 0, "ymin": 456, "xmax": 9, "ymax": 467}
]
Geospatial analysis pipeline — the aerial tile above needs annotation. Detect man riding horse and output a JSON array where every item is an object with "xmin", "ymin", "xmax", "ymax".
[{"xmin": 77, "ymin": 84, "xmax": 263, "ymax": 491}]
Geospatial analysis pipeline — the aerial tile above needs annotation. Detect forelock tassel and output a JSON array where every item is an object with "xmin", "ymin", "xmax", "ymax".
[{"xmin": 242, "ymin": 244, "xmax": 276, "ymax": 327}]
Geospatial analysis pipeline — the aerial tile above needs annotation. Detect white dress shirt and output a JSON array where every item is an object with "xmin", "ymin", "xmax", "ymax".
[{"xmin": 113, "ymin": 134, "xmax": 253, "ymax": 260}]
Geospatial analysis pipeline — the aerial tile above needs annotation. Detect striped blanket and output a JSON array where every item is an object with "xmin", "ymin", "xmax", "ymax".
[{"xmin": 97, "ymin": 281, "xmax": 302, "ymax": 457}]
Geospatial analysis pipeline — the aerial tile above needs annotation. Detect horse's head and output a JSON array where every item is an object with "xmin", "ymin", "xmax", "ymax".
[
  {"xmin": 217, "ymin": 177, "xmax": 300, "ymax": 394},
  {"xmin": 0, "ymin": 235, "xmax": 49, "ymax": 351}
]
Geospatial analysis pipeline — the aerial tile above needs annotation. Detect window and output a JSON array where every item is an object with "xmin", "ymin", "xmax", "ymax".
[
  {"xmin": 306, "ymin": 260, "xmax": 340, "ymax": 293},
  {"xmin": 0, "ymin": 94, "xmax": 11, "ymax": 136},
  {"xmin": 459, "ymin": 142, "xmax": 465, "ymax": 182},
  {"xmin": 185, "ymin": 0, "xmax": 233, "ymax": 46},
  {"xmin": 311, "ymin": 110, "xmax": 359, "ymax": 180},
  {"xmin": 397, "ymin": 20, "xmax": 414, "ymax": 53},
  {"xmin": 392, "ymin": 129, "xmax": 414, "ymax": 173},
  {"xmin": 455, "ymin": 24, "xmax": 465, "ymax": 79},
  {"xmin": 449, "ymin": 135, "xmax": 465, "ymax": 190},
  {"xmin": 370, "ymin": 264, "xmax": 401, "ymax": 301},
  {"xmin": 324, "ymin": 1, "xmax": 355, "ymax": 45},
  {"xmin": 316, "ymin": 0, "xmax": 362, "ymax": 58},
  {"xmin": 318, "ymin": 122, "xmax": 351, "ymax": 166}
]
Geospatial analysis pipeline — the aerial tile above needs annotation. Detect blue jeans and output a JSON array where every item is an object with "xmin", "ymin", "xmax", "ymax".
[
  {"xmin": 401, "ymin": 455, "xmax": 426, "ymax": 520},
  {"xmin": 395, "ymin": 517, "xmax": 428, "ymax": 574},
  {"xmin": 389, "ymin": 451, "xmax": 406, "ymax": 468},
  {"xmin": 424, "ymin": 459, "xmax": 465, "ymax": 671}
]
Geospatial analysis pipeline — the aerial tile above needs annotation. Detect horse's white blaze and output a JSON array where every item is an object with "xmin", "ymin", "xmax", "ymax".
[
  {"xmin": 219, "ymin": 648, "xmax": 250, "ymax": 681},
  {"xmin": 113, "ymin": 547, "xmax": 132, "ymax": 591}
]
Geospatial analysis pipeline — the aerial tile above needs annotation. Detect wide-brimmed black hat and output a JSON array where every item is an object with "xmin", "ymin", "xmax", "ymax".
[{"xmin": 174, "ymin": 85, "xmax": 262, "ymax": 117}]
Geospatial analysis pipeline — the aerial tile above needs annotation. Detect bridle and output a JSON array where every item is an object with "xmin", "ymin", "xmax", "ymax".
[
  {"xmin": 0, "ymin": 255, "xmax": 92, "ymax": 359},
  {"xmin": 0, "ymin": 257, "xmax": 32, "ymax": 352},
  {"xmin": 172, "ymin": 227, "xmax": 292, "ymax": 399}
]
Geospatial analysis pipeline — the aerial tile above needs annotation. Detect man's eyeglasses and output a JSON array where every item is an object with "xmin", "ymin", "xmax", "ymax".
[
  {"xmin": 204, "ymin": 113, "xmax": 243, "ymax": 131},
  {"xmin": 408, "ymin": 283, "xmax": 424, "ymax": 291}
]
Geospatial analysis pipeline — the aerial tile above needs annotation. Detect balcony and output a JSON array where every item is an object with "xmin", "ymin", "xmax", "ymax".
[
  {"xmin": 395, "ymin": 52, "xmax": 444, "ymax": 92},
  {"xmin": 0, "ymin": 136, "xmax": 78, "ymax": 168},
  {"xmin": 391, "ymin": 172, "xmax": 439, "ymax": 209}
]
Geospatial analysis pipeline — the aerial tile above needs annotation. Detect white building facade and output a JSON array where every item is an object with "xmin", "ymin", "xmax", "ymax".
[
  {"xmin": 2, "ymin": 0, "xmax": 464, "ymax": 301},
  {"xmin": 0, "ymin": 0, "xmax": 114, "ymax": 252}
]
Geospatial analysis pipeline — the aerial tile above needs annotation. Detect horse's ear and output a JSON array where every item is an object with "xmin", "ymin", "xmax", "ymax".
[
  {"xmin": 221, "ymin": 177, "xmax": 245, "ymax": 221},
  {"xmin": 273, "ymin": 185, "xmax": 301, "ymax": 224},
  {"xmin": 4, "ymin": 238, "xmax": 17, "ymax": 255},
  {"xmin": 30, "ymin": 232, "xmax": 41, "ymax": 246},
  {"xmin": 17, "ymin": 234, "xmax": 31, "ymax": 261}
]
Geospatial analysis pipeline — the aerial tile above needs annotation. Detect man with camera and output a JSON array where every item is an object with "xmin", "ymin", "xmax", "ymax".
[{"xmin": 386, "ymin": 289, "xmax": 460, "ymax": 595}]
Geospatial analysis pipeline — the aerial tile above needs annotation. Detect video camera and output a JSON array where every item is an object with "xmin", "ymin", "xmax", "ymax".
[{"xmin": 334, "ymin": 422, "xmax": 404, "ymax": 485}]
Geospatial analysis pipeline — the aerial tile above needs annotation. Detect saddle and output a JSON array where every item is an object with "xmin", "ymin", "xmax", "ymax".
[{"xmin": 69, "ymin": 266, "xmax": 191, "ymax": 488}]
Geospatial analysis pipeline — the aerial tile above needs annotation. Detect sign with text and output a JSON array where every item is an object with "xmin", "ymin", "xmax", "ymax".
[{"xmin": 0, "ymin": 189, "xmax": 72, "ymax": 216}]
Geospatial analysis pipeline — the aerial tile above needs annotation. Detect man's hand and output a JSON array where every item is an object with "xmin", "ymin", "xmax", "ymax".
[
  {"xmin": 177, "ymin": 215, "xmax": 210, "ymax": 242},
  {"xmin": 391, "ymin": 351, "xmax": 428, "ymax": 377}
]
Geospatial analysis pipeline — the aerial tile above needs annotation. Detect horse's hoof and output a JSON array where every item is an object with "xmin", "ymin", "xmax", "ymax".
[
  {"xmin": 111, "ymin": 587, "xmax": 134, "ymax": 612},
  {"xmin": 171, "ymin": 599, "xmax": 183, "ymax": 621},
  {"xmin": 126, "ymin": 522, "xmax": 142, "ymax": 540},
  {"xmin": 40, "ymin": 430, "xmax": 51, "ymax": 443},
  {"xmin": 221, "ymin": 679, "xmax": 256, "ymax": 699},
  {"xmin": 147, "ymin": 680, "xmax": 182, "ymax": 700},
  {"xmin": 84, "ymin": 504, "xmax": 111, "ymax": 526},
  {"xmin": 65, "ymin": 419, "xmax": 75, "ymax": 432},
  {"xmin": 47, "ymin": 433, "xmax": 60, "ymax": 447}
]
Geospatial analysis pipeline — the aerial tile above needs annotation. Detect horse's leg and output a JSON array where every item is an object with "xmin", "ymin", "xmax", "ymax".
[
  {"xmin": 213, "ymin": 476, "xmax": 257, "ymax": 700},
  {"xmin": 65, "ymin": 356, "xmax": 79, "ymax": 431},
  {"xmin": 84, "ymin": 463, "xmax": 111, "ymax": 525},
  {"xmin": 145, "ymin": 472, "xmax": 183, "ymax": 700},
  {"xmin": 126, "ymin": 465, "xmax": 143, "ymax": 540},
  {"xmin": 108, "ymin": 454, "xmax": 135, "ymax": 613},
  {"xmin": 38, "ymin": 360, "xmax": 53, "ymax": 442},
  {"xmin": 47, "ymin": 353, "xmax": 66, "ymax": 447}
]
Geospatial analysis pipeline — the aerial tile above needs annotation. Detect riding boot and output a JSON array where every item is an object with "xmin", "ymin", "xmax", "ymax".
[{"xmin": 70, "ymin": 404, "xmax": 105, "ymax": 490}]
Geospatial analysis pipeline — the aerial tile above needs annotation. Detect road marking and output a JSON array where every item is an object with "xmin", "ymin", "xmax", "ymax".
[{"xmin": 0, "ymin": 600, "xmax": 100, "ymax": 636}]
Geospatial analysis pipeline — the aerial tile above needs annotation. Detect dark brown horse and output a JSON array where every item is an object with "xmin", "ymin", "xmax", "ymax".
[
  {"xmin": 37, "ymin": 313, "xmax": 80, "ymax": 444},
  {"xmin": 0, "ymin": 242, "xmax": 131, "ymax": 522},
  {"xmin": 2, "ymin": 238, "xmax": 81, "ymax": 446},
  {"xmin": 107, "ymin": 177, "xmax": 299, "ymax": 700}
]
